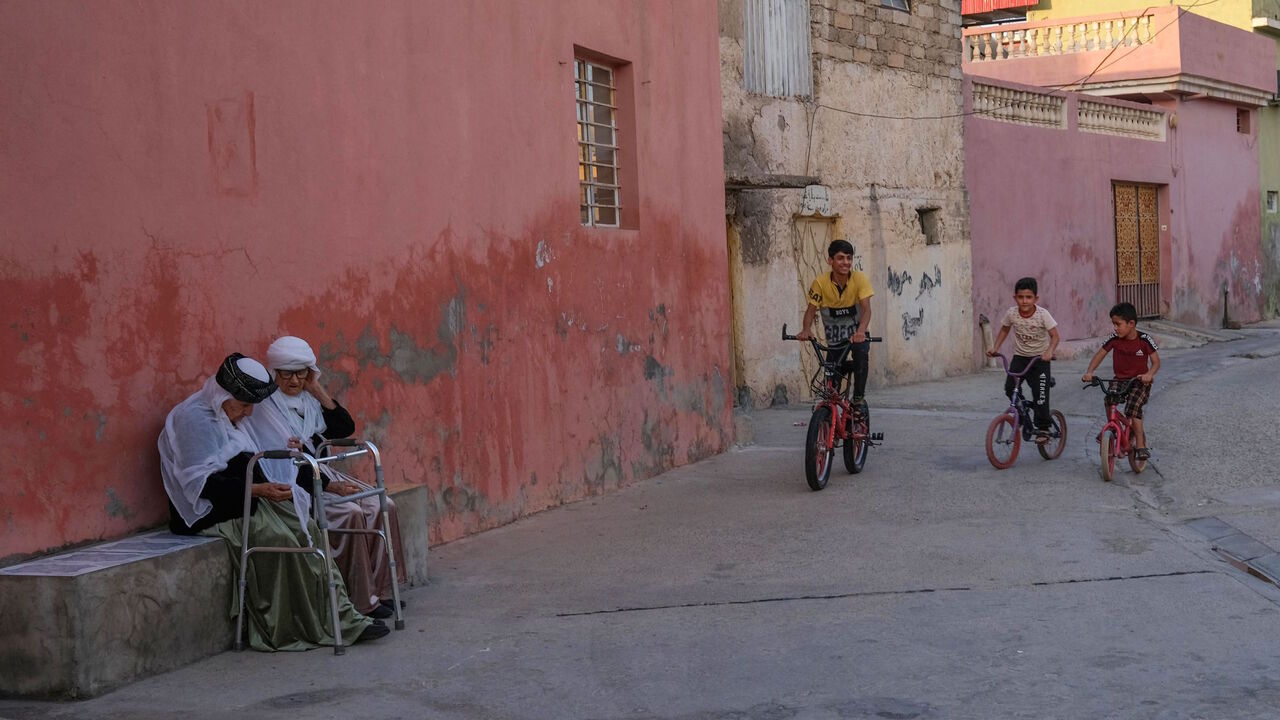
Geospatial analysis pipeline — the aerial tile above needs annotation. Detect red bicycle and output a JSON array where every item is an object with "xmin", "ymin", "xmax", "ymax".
[
  {"xmin": 1084, "ymin": 377, "xmax": 1148, "ymax": 481},
  {"xmin": 782, "ymin": 325, "xmax": 883, "ymax": 491}
]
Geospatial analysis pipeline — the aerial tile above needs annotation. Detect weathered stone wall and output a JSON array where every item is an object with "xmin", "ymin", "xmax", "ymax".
[
  {"xmin": 810, "ymin": 0, "xmax": 963, "ymax": 80},
  {"xmin": 723, "ymin": 0, "xmax": 974, "ymax": 408}
]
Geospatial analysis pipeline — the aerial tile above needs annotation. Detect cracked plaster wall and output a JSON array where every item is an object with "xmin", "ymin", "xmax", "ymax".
[{"xmin": 0, "ymin": 0, "xmax": 731, "ymax": 561}]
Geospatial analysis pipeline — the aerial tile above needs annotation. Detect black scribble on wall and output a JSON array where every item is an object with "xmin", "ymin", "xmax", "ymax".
[
  {"xmin": 902, "ymin": 308, "xmax": 924, "ymax": 340},
  {"xmin": 916, "ymin": 265, "xmax": 942, "ymax": 300},
  {"xmin": 887, "ymin": 267, "xmax": 913, "ymax": 296}
]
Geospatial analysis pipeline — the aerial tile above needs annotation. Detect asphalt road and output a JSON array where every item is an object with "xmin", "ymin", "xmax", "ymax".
[{"xmin": 5, "ymin": 324, "xmax": 1280, "ymax": 719}]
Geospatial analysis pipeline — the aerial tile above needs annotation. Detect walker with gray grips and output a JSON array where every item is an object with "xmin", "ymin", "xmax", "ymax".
[
  {"xmin": 233, "ymin": 441, "xmax": 405, "ymax": 656},
  {"xmin": 315, "ymin": 438, "xmax": 404, "ymax": 631},
  {"xmin": 234, "ymin": 450, "xmax": 347, "ymax": 655}
]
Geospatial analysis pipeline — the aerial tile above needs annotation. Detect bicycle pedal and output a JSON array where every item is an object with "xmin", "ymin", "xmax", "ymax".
[{"xmin": 870, "ymin": 432, "xmax": 884, "ymax": 441}]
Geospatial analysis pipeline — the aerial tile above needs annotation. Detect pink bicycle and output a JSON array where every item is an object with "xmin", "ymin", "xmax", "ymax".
[
  {"xmin": 985, "ymin": 353, "xmax": 1067, "ymax": 469},
  {"xmin": 1084, "ymin": 377, "xmax": 1148, "ymax": 481}
]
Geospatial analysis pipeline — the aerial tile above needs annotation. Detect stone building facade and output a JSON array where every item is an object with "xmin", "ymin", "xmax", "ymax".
[{"xmin": 722, "ymin": 0, "xmax": 975, "ymax": 407}]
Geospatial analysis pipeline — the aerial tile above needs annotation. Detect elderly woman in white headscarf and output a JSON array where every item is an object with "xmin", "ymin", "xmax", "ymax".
[
  {"xmin": 159, "ymin": 353, "xmax": 387, "ymax": 649},
  {"xmin": 241, "ymin": 336, "xmax": 407, "ymax": 621}
]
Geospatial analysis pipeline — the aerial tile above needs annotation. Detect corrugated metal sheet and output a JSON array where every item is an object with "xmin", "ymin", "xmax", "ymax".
[
  {"xmin": 961, "ymin": 0, "xmax": 1037, "ymax": 14},
  {"xmin": 743, "ymin": 0, "xmax": 812, "ymax": 98}
]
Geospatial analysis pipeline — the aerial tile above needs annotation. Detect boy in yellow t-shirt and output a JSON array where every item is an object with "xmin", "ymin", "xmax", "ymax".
[{"xmin": 796, "ymin": 240, "xmax": 875, "ymax": 405}]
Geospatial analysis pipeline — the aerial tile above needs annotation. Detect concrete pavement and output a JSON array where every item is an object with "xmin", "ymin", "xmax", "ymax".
[{"xmin": 5, "ymin": 323, "xmax": 1280, "ymax": 719}]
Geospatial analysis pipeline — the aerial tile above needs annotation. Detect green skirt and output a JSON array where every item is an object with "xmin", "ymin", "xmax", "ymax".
[{"xmin": 204, "ymin": 500, "xmax": 371, "ymax": 651}]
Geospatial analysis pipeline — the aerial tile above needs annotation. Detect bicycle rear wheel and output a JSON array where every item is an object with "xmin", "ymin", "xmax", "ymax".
[
  {"xmin": 1128, "ymin": 446, "xmax": 1147, "ymax": 474},
  {"xmin": 1036, "ymin": 410, "xmax": 1068, "ymax": 460},
  {"xmin": 843, "ymin": 411, "xmax": 868, "ymax": 474},
  {"xmin": 805, "ymin": 405, "xmax": 835, "ymax": 491},
  {"xmin": 985, "ymin": 413, "xmax": 1020, "ymax": 469},
  {"xmin": 1099, "ymin": 429, "xmax": 1117, "ymax": 482}
]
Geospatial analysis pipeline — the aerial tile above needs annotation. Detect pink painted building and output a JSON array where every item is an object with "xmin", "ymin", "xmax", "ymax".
[
  {"xmin": 963, "ymin": 7, "xmax": 1277, "ymax": 339},
  {"xmin": 0, "ymin": 1, "xmax": 731, "ymax": 563}
]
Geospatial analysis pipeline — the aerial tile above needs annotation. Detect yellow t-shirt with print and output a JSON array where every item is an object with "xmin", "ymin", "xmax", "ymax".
[{"xmin": 807, "ymin": 271, "xmax": 875, "ymax": 344}]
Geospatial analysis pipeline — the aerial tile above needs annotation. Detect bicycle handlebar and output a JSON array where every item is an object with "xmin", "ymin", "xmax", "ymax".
[
  {"xmin": 990, "ymin": 352, "xmax": 1044, "ymax": 380},
  {"xmin": 781, "ymin": 324, "xmax": 882, "ymax": 349},
  {"xmin": 1083, "ymin": 377, "xmax": 1139, "ymax": 399}
]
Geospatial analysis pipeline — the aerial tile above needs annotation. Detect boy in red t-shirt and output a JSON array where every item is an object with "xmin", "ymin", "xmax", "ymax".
[{"xmin": 1082, "ymin": 302, "xmax": 1161, "ymax": 460}]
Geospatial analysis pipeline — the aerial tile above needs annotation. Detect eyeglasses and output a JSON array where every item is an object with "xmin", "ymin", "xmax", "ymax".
[{"xmin": 275, "ymin": 369, "xmax": 309, "ymax": 381}]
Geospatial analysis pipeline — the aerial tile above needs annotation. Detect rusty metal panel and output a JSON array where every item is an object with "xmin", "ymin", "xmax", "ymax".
[
  {"xmin": 961, "ymin": 0, "xmax": 1037, "ymax": 15},
  {"xmin": 743, "ymin": 0, "xmax": 812, "ymax": 98}
]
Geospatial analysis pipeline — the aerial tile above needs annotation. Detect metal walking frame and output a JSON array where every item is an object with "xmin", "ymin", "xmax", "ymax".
[
  {"xmin": 314, "ymin": 438, "xmax": 405, "ymax": 632},
  {"xmin": 234, "ymin": 450, "xmax": 348, "ymax": 655}
]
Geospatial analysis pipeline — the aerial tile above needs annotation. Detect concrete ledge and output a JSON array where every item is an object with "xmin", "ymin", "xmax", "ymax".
[
  {"xmin": 0, "ymin": 532, "xmax": 232, "ymax": 698},
  {"xmin": 0, "ymin": 486, "xmax": 430, "ymax": 699},
  {"xmin": 392, "ymin": 485, "xmax": 431, "ymax": 586}
]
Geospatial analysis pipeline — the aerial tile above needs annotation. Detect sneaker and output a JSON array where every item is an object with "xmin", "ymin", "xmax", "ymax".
[
  {"xmin": 1134, "ymin": 447, "xmax": 1151, "ymax": 460},
  {"xmin": 356, "ymin": 622, "xmax": 390, "ymax": 644},
  {"xmin": 1035, "ymin": 431, "xmax": 1050, "ymax": 445}
]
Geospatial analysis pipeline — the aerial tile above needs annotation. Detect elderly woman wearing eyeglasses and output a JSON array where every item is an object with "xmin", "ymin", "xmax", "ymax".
[
  {"xmin": 242, "ymin": 336, "xmax": 407, "ymax": 621},
  {"xmin": 159, "ymin": 353, "xmax": 386, "ymax": 649}
]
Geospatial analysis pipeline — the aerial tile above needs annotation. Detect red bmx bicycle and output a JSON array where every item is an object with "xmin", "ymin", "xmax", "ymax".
[
  {"xmin": 1084, "ymin": 377, "xmax": 1148, "ymax": 481},
  {"xmin": 985, "ymin": 353, "xmax": 1067, "ymax": 469},
  {"xmin": 782, "ymin": 325, "xmax": 883, "ymax": 491}
]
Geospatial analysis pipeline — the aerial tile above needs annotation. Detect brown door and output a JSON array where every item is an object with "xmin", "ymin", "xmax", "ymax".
[{"xmin": 1113, "ymin": 183, "xmax": 1161, "ymax": 318}]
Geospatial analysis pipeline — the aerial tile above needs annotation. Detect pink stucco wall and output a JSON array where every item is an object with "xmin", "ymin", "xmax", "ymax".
[
  {"xmin": 966, "ymin": 75, "xmax": 1265, "ymax": 339},
  {"xmin": 1160, "ymin": 97, "xmax": 1267, "ymax": 325},
  {"xmin": 965, "ymin": 78, "xmax": 1172, "ymax": 340},
  {"xmin": 0, "ymin": 1, "xmax": 731, "ymax": 562}
]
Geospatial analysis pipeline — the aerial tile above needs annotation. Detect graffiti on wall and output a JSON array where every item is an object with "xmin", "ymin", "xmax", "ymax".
[
  {"xmin": 916, "ymin": 265, "xmax": 941, "ymax": 300},
  {"xmin": 887, "ymin": 267, "xmax": 913, "ymax": 296}
]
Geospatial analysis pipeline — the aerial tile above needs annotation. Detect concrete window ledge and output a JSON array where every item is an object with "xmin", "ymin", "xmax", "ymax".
[{"xmin": 0, "ymin": 486, "xmax": 430, "ymax": 699}]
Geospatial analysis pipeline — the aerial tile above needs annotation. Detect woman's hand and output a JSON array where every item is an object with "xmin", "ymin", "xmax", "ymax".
[
  {"xmin": 286, "ymin": 436, "xmax": 304, "ymax": 450},
  {"xmin": 304, "ymin": 371, "xmax": 337, "ymax": 409},
  {"xmin": 251, "ymin": 482, "xmax": 295, "ymax": 502},
  {"xmin": 330, "ymin": 480, "xmax": 361, "ymax": 497}
]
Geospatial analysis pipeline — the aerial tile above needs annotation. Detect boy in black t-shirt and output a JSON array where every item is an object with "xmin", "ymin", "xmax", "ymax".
[{"xmin": 1082, "ymin": 302, "xmax": 1161, "ymax": 460}]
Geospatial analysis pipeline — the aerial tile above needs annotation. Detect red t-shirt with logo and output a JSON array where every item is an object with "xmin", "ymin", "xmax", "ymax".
[{"xmin": 1103, "ymin": 331, "xmax": 1159, "ymax": 379}]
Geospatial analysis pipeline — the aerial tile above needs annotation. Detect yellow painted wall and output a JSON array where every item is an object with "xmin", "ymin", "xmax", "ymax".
[{"xmin": 1026, "ymin": 0, "xmax": 1251, "ymax": 28}]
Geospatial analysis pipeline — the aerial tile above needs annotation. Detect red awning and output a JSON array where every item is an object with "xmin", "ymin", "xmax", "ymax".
[{"xmin": 961, "ymin": 0, "xmax": 1038, "ymax": 15}]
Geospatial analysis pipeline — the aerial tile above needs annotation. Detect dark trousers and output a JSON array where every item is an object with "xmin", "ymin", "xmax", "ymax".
[
  {"xmin": 1005, "ymin": 355, "xmax": 1051, "ymax": 430},
  {"xmin": 826, "ymin": 339, "xmax": 870, "ymax": 399}
]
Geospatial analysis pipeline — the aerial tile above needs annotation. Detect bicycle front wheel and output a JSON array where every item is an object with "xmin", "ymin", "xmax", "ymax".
[
  {"xmin": 1037, "ymin": 410, "xmax": 1068, "ymax": 460},
  {"xmin": 805, "ymin": 405, "xmax": 835, "ymax": 491},
  {"xmin": 1100, "ymin": 429, "xmax": 1117, "ymax": 482},
  {"xmin": 985, "ymin": 413, "xmax": 1020, "ymax": 469}
]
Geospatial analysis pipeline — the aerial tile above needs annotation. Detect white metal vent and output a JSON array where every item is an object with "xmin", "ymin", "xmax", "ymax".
[{"xmin": 743, "ymin": 0, "xmax": 812, "ymax": 99}]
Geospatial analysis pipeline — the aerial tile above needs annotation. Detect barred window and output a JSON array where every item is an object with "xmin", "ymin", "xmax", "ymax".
[{"xmin": 576, "ymin": 59, "xmax": 621, "ymax": 228}]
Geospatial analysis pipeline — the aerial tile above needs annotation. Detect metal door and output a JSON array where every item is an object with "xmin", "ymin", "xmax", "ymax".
[{"xmin": 1113, "ymin": 183, "xmax": 1161, "ymax": 318}]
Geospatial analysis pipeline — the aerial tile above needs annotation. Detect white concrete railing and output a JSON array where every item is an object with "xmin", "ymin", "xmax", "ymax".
[
  {"xmin": 1077, "ymin": 98, "xmax": 1166, "ymax": 141},
  {"xmin": 971, "ymin": 82, "xmax": 1066, "ymax": 129},
  {"xmin": 965, "ymin": 14, "xmax": 1155, "ymax": 63}
]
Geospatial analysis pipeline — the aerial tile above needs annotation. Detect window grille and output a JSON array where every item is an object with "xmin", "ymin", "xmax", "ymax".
[
  {"xmin": 1268, "ymin": 191, "xmax": 1278, "ymax": 214},
  {"xmin": 576, "ymin": 59, "xmax": 621, "ymax": 228}
]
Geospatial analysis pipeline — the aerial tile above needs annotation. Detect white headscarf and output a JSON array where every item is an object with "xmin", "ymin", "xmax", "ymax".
[
  {"xmin": 266, "ymin": 335, "xmax": 321, "ymax": 379},
  {"xmin": 244, "ymin": 336, "xmax": 330, "ymax": 498},
  {"xmin": 159, "ymin": 357, "xmax": 312, "ymax": 540}
]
